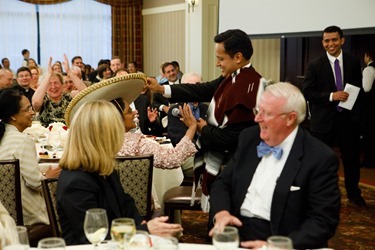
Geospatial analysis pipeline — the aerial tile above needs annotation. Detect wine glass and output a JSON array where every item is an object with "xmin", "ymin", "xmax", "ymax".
[
  {"xmin": 110, "ymin": 218, "xmax": 136, "ymax": 250},
  {"xmin": 37, "ymin": 237, "xmax": 65, "ymax": 250},
  {"xmin": 48, "ymin": 131, "xmax": 61, "ymax": 154},
  {"xmin": 84, "ymin": 208, "xmax": 109, "ymax": 248},
  {"xmin": 212, "ymin": 226, "xmax": 239, "ymax": 250},
  {"xmin": 267, "ymin": 236, "xmax": 293, "ymax": 250}
]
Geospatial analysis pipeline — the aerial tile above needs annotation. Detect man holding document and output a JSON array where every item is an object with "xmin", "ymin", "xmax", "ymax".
[{"xmin": 303, "ymin": 25, "xmax": 365, "ymax": 206}]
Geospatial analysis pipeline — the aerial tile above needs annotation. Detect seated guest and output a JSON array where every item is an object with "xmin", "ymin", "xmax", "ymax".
[
  {"xmin": 114, "ymin": 98, "xmax": 197, "ymax": 169},
  {"xmin": 0, "ymin": 89, "xmax": 60, "ymax": 226},
  {"xmin": 29, "ymin": 66, "xmax": 40, "ymax": 90},
  {"xmin": 32, "ymin": 55, "xmax": 86, "ymax": 127},
  {"xmin": 167, "ymin": 72, "xmax": 208, "ymax": 177},
  {"xmin": 115, "ymin": 69, "xmax": 163, "ymax": 136},
  {"xmin": 209, "ymin": 82, "xmax": 340, "ymax": 249},
  {"xmin": 64, "ymin": 74, "xmax": 198, "ymax": 170},
  {"xmin": 14, "ymin": 67, "xmax": 34, "ymax": 103},
  {"xmin": 0, "ymin": 68, "xmax": 14, "ymax": 90},
  {"xmin": 57, "ymin": 100, "xmax": 183, "ymax": 245}
]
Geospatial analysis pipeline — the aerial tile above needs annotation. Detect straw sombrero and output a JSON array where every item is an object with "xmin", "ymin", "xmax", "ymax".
[{"xmin": 64, "ymin": 73, "xmax": 146, "ymax": 126}]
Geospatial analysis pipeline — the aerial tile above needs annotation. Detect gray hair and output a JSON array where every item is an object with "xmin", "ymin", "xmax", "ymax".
[
  {"xmin": 181, "ymin": 72, "xmax": 202, "ymax": 84},
  {"xmin": 265, "ymin": 82, "xmax": 306, "ymax": 124}
]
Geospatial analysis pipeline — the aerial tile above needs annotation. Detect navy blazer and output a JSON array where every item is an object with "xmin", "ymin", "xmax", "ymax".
[
  {"xmin": 57, "ymin": 169, "xmax": 146, "ymax": 245},
  {"xmin": 210, "ymin": 126, "xmax": 340, "ymax": 249},
  {"xmin": 303, "ymin": 52, "xmax": 363, "ymax": 133}
]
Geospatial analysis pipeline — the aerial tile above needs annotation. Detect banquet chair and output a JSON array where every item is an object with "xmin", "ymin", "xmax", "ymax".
[
  {"xmin": 163, "ymin": 185, "xmax": 202, "ymax": 223},
  {"xmin": 41, "ymin": 178, "xmax": 61, "ymax": 237},
  {"xmin": 0, "ymin": 159, "xmax": 52, "ymax": 246},
  {"xmin": 116, "ymin": 154, "xmax": 154, "ymax": 220},
  {"xmin": 0, "ymin": 159, "xmax": 23, "ymax": 225}
]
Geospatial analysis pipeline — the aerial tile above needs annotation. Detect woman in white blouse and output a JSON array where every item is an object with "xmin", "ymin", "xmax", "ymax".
[{"xmin": 0, "ymin": 89, "xmax": 60, "ymax": 226}]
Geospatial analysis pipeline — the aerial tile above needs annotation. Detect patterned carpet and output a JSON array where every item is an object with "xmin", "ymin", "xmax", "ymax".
[{"xmin": 179, "ymin": 180, "xmax": 375, "ymax": 249}]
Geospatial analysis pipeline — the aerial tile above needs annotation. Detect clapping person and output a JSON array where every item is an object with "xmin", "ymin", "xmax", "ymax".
[
  {"xmin": 32, "ymin": 55, "xmax": 86, "ymax": 127},
  {"xmin": 57, "ymin": 100, "xmax": 183, "ymax": 245}
]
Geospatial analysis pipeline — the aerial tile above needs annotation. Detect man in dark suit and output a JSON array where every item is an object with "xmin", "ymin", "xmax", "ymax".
[
  {"xmin": 152, "ymin": 62, "xmax": 180, "ymax": 115},
  {"xmin": 303, "ymin": 25, "xmax": 365, "ymax": 206},
  {"xmin": 209, "ymin": 82, "xmax": 340, "ymax": 249}
]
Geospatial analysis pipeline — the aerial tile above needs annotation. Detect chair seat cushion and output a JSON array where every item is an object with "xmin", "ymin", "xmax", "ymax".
[{"xmin": 163, "ymin": 186, "xmax": 202, "ymax": 204}]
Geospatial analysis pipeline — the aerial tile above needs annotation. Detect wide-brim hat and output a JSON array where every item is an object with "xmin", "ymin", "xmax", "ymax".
[{"xmin": 64, "ymin": 73, "xmax": 146, "ymax": 126}]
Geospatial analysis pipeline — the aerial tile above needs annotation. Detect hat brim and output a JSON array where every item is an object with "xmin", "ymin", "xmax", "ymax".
[{"xmin": 65, "ymin": 73, "xmax": 146, "ymax": 126}]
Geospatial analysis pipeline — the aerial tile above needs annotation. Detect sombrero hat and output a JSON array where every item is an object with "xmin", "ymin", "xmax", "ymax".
[{"xmin": 64, "ymin": 73, "xmax": 146, "ymax": 126}]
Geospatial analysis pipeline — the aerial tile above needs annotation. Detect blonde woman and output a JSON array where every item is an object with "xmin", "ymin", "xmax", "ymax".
[{"xmin": 57, "ymin": 100, "xmax": 182, "ymax": 245}]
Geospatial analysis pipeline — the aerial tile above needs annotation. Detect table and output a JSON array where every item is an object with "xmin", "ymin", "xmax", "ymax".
[{"xmin": 30, "ymin": 242, "xmax": 246, "ymax": 250}]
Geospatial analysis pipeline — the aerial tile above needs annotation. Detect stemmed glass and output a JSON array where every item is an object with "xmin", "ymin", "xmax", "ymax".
[
  {"xmin": 110, "ymin": 218, "xmax": 136, "ymax": 249},
  {"xmin": 212, "ymin": 226, "xmax": 239, "ymax": 250},
  {"xmin": 48, "ymin": 131, "xmax": 61, "ymax": 155},
  {"xmin": 153, "ymin": 236, "xmax": 179, "ymax": 250},
  {"xmin": 84, "ymin": 208, "xmax": 109, "ymax": 248}
]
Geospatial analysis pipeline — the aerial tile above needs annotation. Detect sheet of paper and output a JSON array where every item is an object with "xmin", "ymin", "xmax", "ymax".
[{"xmin": 338, "ymin": 83, "xmax": 360, "ymax": 110}]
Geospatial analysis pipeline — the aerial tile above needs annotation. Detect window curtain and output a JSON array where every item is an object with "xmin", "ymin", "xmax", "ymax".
[
  {"xmin": 0, "ymin": 0, "xmax": 37, "ymax": 69},
  {"xmin": 23, "ymin": 0, "xmax": 144, "ymax": 71},
  {"xmin": 38, "ymin": 0, "xmax": 112, "ymax": 68}
]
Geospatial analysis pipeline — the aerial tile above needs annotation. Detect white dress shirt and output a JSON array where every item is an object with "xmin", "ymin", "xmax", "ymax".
[{"xmin": 240, "ymin": 127, "xmax": 298, "ymax": 221}]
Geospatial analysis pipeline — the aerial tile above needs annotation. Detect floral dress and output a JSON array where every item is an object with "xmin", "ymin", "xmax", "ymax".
[
  {"xmin": 118, "ymin": 132, "xmax": 197, "ymax": 169},
  {"xmin": 39, "ymin": 93, "xmax": 72, "ymax": 127}
]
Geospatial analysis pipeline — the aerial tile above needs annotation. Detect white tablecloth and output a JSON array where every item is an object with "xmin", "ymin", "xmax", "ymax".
[{"xmin": 30, "ymin": 243, "xmax": 245, "ymax": 250}]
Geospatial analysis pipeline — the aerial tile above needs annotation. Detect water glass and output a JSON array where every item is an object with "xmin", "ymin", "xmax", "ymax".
[
  {"xmin": 212, "ymin": 226, "xmax": 239, "ymax": 250},
  {"xmin": 153, "ymin": 236, "xmax": 179, "ymax": 250},
  {"xmin": 16, "ymin": 226, "xmax": 29, "ymax": 248},
  {"xmin": 84, "ymin": 208, "xmax": 109, "ymax": 247},
  {"xmin": 267, "ymin": 236, "xmax": 293, "ymax": 250},
  {"xmin": 37, "ymin": 237, "xmax": 66, "ymax": 250},
  {"xmin": 128, "ymin": 230, "xmax": 151, "ymax": 250},
  {"xmin": 110, "ymin": 218, "xmax": 136, "ymax": 249}
]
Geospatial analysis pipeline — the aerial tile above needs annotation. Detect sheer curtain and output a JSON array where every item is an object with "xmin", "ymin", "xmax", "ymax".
[
  {"xmin": 0, "ymin": 0, "xmax": 111, "ymax": 71},
  {"xmin": 0, "ymin": 0, "xmax": 37, "ymax": 70},
  {"xmin": 39, "ymin": 0, "xmax": 111, "ymax": 68}
]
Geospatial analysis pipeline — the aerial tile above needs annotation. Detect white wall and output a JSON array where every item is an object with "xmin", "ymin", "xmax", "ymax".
[{"xmin": 219, "ymin": 0, "xmax": 375, "ymax": 36}]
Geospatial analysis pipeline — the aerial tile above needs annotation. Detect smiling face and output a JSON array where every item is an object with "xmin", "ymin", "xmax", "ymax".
[
  {"xmin": 322, "ymin": 32, "xmax": 344, "ymax": 58},
  {"xmin": 12, "ymin": 95, "xmax": 35, "ymax": 132},
  {"xmin": 164, "ymin": 65, "xmax": 177, "ymax": 82},
  {"xmin": 47, "ymin": 75, "xmax": 63, "ymax": 102},
  {"xmin": 123, "ymin": 101, "xmax": 138, "ymax": 131},
  {"xmin": 17, "ymin": 70, "xmax": 31, "ymax": 87},
  {"xmin": 254, "ymin": 92, "xmax": 296, "ymax": 146},
  {"xmin": 110, "ymin": 58, "xmax": 122, "ymax": 72},
  {"xmin": 215, "ymin": 42, "xmax": 240, "ymax": 78}
]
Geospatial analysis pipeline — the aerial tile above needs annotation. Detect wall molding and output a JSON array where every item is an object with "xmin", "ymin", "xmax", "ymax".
[{"xmin": 142, "ymin": 3, "xmax": 185, "ymax": 15}]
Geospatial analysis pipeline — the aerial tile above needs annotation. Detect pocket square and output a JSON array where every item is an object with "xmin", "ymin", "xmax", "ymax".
[{"xmin": 290, "ymin": 186, "xmax": 301, "ymax": 191}]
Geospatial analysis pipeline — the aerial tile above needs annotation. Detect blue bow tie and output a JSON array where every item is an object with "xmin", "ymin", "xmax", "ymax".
[{"xmin": 257, "ymin": 141, "xmax": 283, "ymax": 160}]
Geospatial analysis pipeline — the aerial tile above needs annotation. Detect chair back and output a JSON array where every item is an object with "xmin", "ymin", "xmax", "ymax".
[
  {"xmin": 0, "ymin": 159, "xmax": 23, "ymax": 225},
  {"xmin": 116, "ymin": 154, "xmax": 154, "ymax": 220},
  {"xmin": 41, "ymin": 178, "xmax": 61, "ymax": 237}
]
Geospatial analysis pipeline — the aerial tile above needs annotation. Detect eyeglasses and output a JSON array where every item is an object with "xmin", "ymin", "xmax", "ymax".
[
  {"xmin": 252, "ymin": 107, "xmax": 290, "ymax": 118},
  {"xmin": 20, "ymin": 105, "xmax": 34, "ymax": 113}
]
